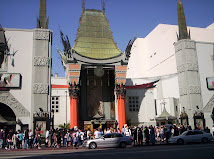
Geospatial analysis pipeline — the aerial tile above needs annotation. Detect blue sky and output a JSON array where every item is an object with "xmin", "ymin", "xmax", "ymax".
[{"xmin": 1, "ymin": 0, "xmax": 214, "ymax": 77}]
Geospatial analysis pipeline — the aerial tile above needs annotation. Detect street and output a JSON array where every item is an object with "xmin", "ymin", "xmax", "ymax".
[{"xmin": 0, "ymin": 143, "xmax": 213, "ymax": 159}]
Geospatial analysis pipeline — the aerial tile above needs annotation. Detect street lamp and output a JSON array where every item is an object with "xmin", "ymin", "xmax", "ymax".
[{"xmin": 65, "ymin": 91, "xmax": 67, "ymax": 126}]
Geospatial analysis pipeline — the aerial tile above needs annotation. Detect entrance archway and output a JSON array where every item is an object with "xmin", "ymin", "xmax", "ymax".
[{"xmin": 0, "ymin": 102, "xmax": 16, "ymax": 134}]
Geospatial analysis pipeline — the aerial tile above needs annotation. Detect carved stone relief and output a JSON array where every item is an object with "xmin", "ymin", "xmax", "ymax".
[
  {"xmin": 175, "ymin": 40, "xmax": 195, "ymax": 52},
  {"xmin": 187, "ymin": 63, "xmax": 198, "ymax": 71},
  {"xmin": 179, "ymin": 88, "xmax": 187, "ymax": 96},
  {"xmin": 0, "ymin": 92, "xmax": 30, "ymax": 117},
  {"xmin": 189, "ymin": 86, "xmax": 201, "ymax": 94},
  {"xmin": 115, "ymin": 84, "xmax": 126, "ymax": 99},
  {"xmin": 185, "ymin": 41, "xmax": 195, "ymax": 49},
  {"xmin": 34, "ymin": 30, "xmax": 49, "ymax": 40},
  {"xmin": 203, "ymin": 94, "xmax": 214, "ymax": 112},
  {"xmin": 177, "ymin": 64, "xmax": 185, "ymax": 73},
  {"xmin": 33, "ymin": 83, "xmax": 49, "ymax": 94},
  {"xmin": 34, "ymin": 57, "xmax": 50, "ymax": 66}
]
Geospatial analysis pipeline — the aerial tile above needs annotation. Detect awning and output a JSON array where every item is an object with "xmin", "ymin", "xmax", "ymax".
[{"xmin": 126, "ymin": 80, "xmax": 159, "ymax": 89}]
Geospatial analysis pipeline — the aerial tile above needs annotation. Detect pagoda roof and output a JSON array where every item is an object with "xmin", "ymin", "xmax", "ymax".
[{"xmin": 72, "ymin": 9, "xmax": 122, "ymax": 59}]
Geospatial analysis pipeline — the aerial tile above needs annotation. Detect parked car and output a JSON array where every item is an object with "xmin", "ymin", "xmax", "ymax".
[
  {"xmin": 82, "ymin": 133, "xmax": 133, "ymax": 149},
  {"xmin": 169, "ymin": 130, "xmax": 213, "ymax": 144}
]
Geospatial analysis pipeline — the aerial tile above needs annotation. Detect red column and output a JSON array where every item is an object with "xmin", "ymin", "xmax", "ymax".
[
  {"xmin": 118, "ymin": 95, "xmax": 126, "ymax": 131},
  {"xmin": 70, "ymin": 97, "xmax": 78, "ymax": 129}
]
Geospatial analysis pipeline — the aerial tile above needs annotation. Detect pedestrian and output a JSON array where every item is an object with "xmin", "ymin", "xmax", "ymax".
[
  {"xmin": 144, "ymin": 126, "xmax": 150, "ymax": 145},
  {"xmin": 28, "ymin": 129, "xmax": 33, "ymax": 149},
  {"xmin": 204, "ymin": 127, "xmax": 210, "ymax": 133},
  {"xmin": 106, "ymin": 128, "xmax": 111, "ymax": 134},
  {"xmin": 150, "ymin": 126, "xmax": 155, "ymax": 146},
  {"xmin": 23, "ymin": 129, "xmax": 29, "ymax": 149},
  {"xmin": 138, "ymin": 127, "xmax": 143, "ymax": 145},
  {"xmin": 56, "ymin": 131, "xmax": 61, "ymax": 148},
  {"xmin": 173, "ymin": 125, "xmax": 179, "ymax": 136},
  {"xmin": 37, "ymin": 133, "xmax": 42, "ymax": 149},
  {"xmin": 72, "ymin": 131, "xmax": 78, "ymax": 147},
  {"xmin": 51, "ymin": 132, "xmax": 57, "ymax": 147},
  {"xmin": 124, "ymin": 126, "xmax": 131, "ymax": 136},
  {"xmin": 94, "ymin": 129, "xmax": 99, "ymax": 139},
  {"xmin": 79, "ymin": 130, "xmax": 84, "ymax": 145},
  {"xmin": 67, "ymin": 131, "xmax": 72, "ymax": 147},
  {"xmin": 212, "ymin": 126, "xmax": 214, "ymax": 137},
  {"xmin": 133, "ymin": 127, "xmax": 137, "ymax": 146},
  {"xmin": 117, "ymin": 128, "xmax": 121, "ymax": 133},
  {"xmin": 17, "ymin": 130, "xmax": 23, "ymax": 149},
  {"xmin": 11, "ymin": 131, "xmax": 17, "ymax": 149},
  {"xmin": 5, "ymin": 130, "xmax": 13, "ymax": 150},
  {"xmin": 45, "ymin": 129, "xmax": 49, "ymax": 147},
  {"xmin": 64, "ymin": 131, "xmax": 68, "ymax": 147},
  {"xmin": 160, "ymin": 126, "xmax": 164, "ymax": 141},
  {"xmin": 0, "ymin": 129, "xmax": 4, "ymax": 149}
]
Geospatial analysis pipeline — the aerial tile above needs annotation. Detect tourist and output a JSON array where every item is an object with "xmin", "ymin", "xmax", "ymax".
[
  {"xmin": 144, "ymin": 126, "xmax": 150, "ymax": 145},
  {"xmin": 212, "ymin": 126, "xmax": 214, "ymax": 137},
  {"xmin": 28, "ymin": 129, "xmax": 33, "ymax": 148},
  {"xmin": 0, "ymin": 129, "xmax": 4, "ymax": 149},
  {"xmin": 87, "ymin": 128, "xmax": 92, "ymax": 140},
  {"xmin": 67, "ymin": 131, "xmax": 72, "ymax": 147},
  {"xmin": 150, "ymin": 125, "xmax": 155, "ymax": 146},
  {"xmin": 23, "ymin": 129, "xmax": 29, "ymax": 149},
  {"xmin": 94, "ymin": 129, "xmax": 99, "ymax": 139}
]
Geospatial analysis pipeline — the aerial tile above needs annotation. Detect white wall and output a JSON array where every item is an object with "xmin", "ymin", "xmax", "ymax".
[
  {"xmin": 126, "ymin": 23, "xmax": 214, "ymax": 126},
  {"xmin": 51, "ymin": 77, "xmax": 70, "ymax": 128},
  {"xmin": 196, "ymin": 42, "xmax": 214, "ymax": 108},
  {"xmin": 4, "ymin": 29, "xmax": 33, "ymax": 126}
]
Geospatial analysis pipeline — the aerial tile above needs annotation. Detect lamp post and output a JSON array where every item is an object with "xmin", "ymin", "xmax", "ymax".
[{"xmin": 65, "ymin": 91, "xmax": 67, "ymax": 126}]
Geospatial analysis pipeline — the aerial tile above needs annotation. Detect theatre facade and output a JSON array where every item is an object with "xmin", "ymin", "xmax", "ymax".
[{"xmin": 0, "ymin": 0, "xmax": 52, "ymax": 134}]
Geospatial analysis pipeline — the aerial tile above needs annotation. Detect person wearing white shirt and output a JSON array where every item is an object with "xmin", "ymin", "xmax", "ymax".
[
  {"xmin": 94, "ymin": 129, "xmax": 99, "ymax": 139},
  {"xmin": 212, "ymin": 126, "xmax": 214, "ymax": 136},
  {"xmin": 45, "ymin": 130, "xmax": 49, "ymax": 146}
]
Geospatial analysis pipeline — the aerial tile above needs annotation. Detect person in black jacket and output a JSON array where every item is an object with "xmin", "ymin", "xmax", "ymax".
[
  {"xmin": 138, "ymin": 127, "xmax": 143, "ymax": 145},
  {"xmin": 144, "ymin": 126, "xmax": 150, "ymax": 145}
]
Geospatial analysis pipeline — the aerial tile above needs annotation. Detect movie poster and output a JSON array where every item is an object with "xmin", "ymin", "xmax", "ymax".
[
  {"xmin": 0, "ymin": 73, "xmax": 21, "ymax": 88},
  {"xmin": 36, "ymin": 120, "xmax": 46, "ymax": 137}
]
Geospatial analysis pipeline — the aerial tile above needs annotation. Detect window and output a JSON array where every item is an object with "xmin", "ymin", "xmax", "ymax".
[
  {"xmin": 51, "ymin": 96, "xmax": 59, "ymax": 113},
  {"xmin": 104, "ymin": 134, "xmax": 112, "ymax": 138},
  {"xmin": 114, "ymin": 134, "xmax": 123, "ymax": 138},
  {"xmin": 128, "ymin": 96, "xmax": 139, "ymax": 112},
  {"xmin": 193, "ymin": 131, "xmax": 203, "ymax": 135},
  {"xmin": 186, "ymin": 131, "xmax": 194, "ymax": 136}
]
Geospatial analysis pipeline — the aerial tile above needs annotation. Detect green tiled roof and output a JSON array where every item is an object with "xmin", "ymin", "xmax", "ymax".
[{"xmin": 72, "ymin": 9, "xmax": 122, "ymax": 59}]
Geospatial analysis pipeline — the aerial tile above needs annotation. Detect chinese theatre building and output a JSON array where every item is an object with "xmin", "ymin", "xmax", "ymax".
[{"xmin": 59, "ymin": 1, "xmax": 130, "ymax": 131}]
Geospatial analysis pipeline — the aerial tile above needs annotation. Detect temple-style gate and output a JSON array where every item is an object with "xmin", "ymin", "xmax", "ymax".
[{"xmin": 59, "ymin": 1, "xmax": 134, "ymax": 131}]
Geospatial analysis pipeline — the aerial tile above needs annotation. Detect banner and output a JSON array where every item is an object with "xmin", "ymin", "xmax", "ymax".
[
  {"xmin": 206, "ymin": 77, "xmax": 214, "ymax": 90},
  {"xmin": 0, "ymin": 73, "xmax": 21, "ymax": 88}
]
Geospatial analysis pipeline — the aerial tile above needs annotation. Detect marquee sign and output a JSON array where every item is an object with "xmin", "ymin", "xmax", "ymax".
[
  {"xmin": 206, "ymin": 77, "xmax": 214, "ymax": 90},
  {"xmin": 0, "ymin": 73, "xmax": 21, "ymax": 88}
]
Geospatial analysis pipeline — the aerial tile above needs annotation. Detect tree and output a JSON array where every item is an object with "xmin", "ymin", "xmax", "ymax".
[{"xmin": 58, "ymin": 123, "xmax": 70, "ymax": 129}]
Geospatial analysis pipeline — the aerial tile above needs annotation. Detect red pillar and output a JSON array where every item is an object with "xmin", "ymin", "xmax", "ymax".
[
  {"xmin": 118, "ymin": 95, "xmax": 126, "ymax": 131},
  {"xmin": 70, "ymin": 97, "xmax": 78, "ymax": 129}
]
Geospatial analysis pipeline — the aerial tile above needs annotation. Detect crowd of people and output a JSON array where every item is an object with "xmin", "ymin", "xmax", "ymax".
[{"xmin": 0, "ymin": 123, "xmax": 213, "ymax": 150}]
